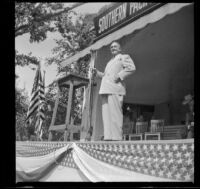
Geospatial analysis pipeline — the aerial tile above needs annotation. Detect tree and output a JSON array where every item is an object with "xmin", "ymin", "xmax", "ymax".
[
  {"xmin": 15, "ymin": 86, "xmax": 29, "ymax": 141},
  {"xmin": 15, "ymin": 2, "xmax": 112, "ymax": 67},
  {"xmin": 15, "ymin": 3, "xmax": 84, "ymax": 67},
  {"xmin": 15, "ymin": 2, "xmax": 84, "ymax": 41},
  {"xmin": 45, "ymin": 12, "xmax": 96, "ymax": 70},
  {"xmin": 15, "ymin": 50, "xmax": 40, "ymax": 66}
]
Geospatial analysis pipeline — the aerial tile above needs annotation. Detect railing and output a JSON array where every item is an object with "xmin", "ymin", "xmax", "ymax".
[
  {"xmin": 162, "ymin": 125, "xmax": 186, "ymax": 140},
  {"xmin": 123, "ymin": 122, "xmax": 187, "ymax": 140}
]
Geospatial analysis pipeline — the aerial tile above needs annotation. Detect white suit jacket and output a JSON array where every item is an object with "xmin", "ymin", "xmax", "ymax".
[{"xmin": 99, "ymin": 53, "xmax": 136, "ymax": 95}]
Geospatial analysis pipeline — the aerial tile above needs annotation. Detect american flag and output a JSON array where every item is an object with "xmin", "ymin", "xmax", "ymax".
[
  {"xmin": 77, "ymin": 141, "xmax": 194, "ymax": 182},
  {"xmin": 16, "ymin": 140, "xmax": 194, "ymax": 182},
  {"xmin": 26, "ymin": 64, "xmax": 45, "ymax": 139}
]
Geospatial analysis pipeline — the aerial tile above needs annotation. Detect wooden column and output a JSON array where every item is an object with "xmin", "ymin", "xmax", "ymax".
[
  {"xmin": 70, "ymin": 88, "xmax": 76, "ymax": 141},
  {"xmin": 48, "ymin": 83, "xmax": 60, "ymax": 141},
  {"xmin": 87, "ymin": 50, "xmax": 96, "ymax": 140},
  {"xmin": 64, "ymin": 81, "xmax": 74, "ymax": 141},
  {"xmin": 48, "ymin": 131, "xmax": 53, "ymax": 141}
]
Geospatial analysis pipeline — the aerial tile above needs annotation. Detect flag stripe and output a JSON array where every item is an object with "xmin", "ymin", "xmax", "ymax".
[
  {"xmin": 31, "ymin": 84, "xmax": 45, "ymax": 94},
  {"xmin": 31, "ymin": 90, "xmax": 45, "ymax": 101},
  {"xmin": 29, "ymin": 96, "xmax": 45, "ymax": 110},
  {"xmin": 37, "ymin": 112, "xmax": 45, "ymax": 120},
  {"xmin": 27, "ymin": 108, "xmax": 44, "ymax": 123},
  {"xmin": 26, "ymin": 103, "xmax": 40, "ymax": 122},
  {"xmin": 29, "ymin": 97, "xmax": 41, "ymax": 111},
  {"xmin": 27, "ymin": 100, "xmax": 41, "ymax": 119},
  {"xmin": 30, "ymin": 84, "xmax": 45, "ymax": 99}
]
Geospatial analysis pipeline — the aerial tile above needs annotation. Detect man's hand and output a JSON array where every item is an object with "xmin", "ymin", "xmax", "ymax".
[
  {"xmin": 92, "ymin": 68, "xmax": 105, "ymax": 78},
  {"xmin": 113, "ymin": 74, "xmax": 121, "ymax": 83}
]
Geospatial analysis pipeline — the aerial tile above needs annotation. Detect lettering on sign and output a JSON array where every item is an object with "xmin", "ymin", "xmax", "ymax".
[
  {"xmin": 94, "ymin": 3, "xmax": 165, "ymax": 41},
  {"xmin": 98, "ymin": 3, "xmax": 127, "ymax": 34},
  {"xmin": 129, "ymin": 3, "xmax": 148, "ymax": 15}
]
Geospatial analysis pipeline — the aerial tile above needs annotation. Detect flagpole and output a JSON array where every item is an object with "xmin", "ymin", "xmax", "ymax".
[
  {"xmin": 38, "ymin": 59, "xmax": 41, "ymax": 68},
  {"xmin": 43, "ymin": 70, "xmax": 46, "ymax": 92},
  {"xmin": 36, "ymin": 61, "xmax": 41, "ymax": 141},
  {"xmin": 42, "ymin": 69, "xmax": 46, "ymax": 141},
  {"xmin": 36, "ymin": 60, "xmax": 44, "ymax": 141}
]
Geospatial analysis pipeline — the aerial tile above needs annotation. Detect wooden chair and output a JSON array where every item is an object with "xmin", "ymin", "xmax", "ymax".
[
  {"xmin": 128, "ymin": 121, "xmax": 148, "ymax": 140},
  {"xmin": 144, "ymin": 119, "xmax": 164, "ymax": 140}
]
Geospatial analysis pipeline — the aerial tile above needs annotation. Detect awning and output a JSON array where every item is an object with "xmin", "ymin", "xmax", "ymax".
[{"xmin": 61, "ymin": 3, "xmax": 192, "ymax": 68}]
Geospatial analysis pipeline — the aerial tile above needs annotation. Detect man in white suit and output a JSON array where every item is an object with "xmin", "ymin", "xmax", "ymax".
[{"xmin": 93, "ymin": 41, "xmax": 136, "ymax": 141}]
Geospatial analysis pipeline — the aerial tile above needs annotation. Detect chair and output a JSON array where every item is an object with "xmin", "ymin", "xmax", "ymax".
[
  {"xmin": 144, "ymin": 119, "xmax": 164, "ymax": 140},
  {"xmin": 150, "ymin": 120, "xmax": 164, "ymax": 132},
  {"xmin": 129, "ymin": 121, "xmax": 148, "ymax": 140}
]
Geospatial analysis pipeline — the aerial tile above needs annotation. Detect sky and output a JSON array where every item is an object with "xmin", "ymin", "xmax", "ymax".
[{"xmin": 15, "ymin": 3, "xmax": 111, "ymax": 99}]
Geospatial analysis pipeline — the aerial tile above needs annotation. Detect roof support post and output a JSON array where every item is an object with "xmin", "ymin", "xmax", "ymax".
[{"xmin": 64, "ymin": 80, "xmax": 74, "ymax": 141}]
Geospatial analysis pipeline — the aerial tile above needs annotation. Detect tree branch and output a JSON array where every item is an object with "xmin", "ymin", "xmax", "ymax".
[
  {"xmin": 15, "ymin": 24, "xmax": 31, "ymax": 37},
  {"xmin": 15, "ymin": 3, "xmax": 85, "ymax": 37}
]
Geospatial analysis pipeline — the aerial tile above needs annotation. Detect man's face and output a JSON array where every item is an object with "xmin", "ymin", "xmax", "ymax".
[{"xmin": 110, "ymin": 42, "xmax": 121, "ymax": 56}]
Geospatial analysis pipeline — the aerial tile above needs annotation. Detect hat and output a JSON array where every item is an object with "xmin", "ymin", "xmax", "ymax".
[{"xmin": 182, "ymin": 94, "xmax": 193, "ymax": 105}]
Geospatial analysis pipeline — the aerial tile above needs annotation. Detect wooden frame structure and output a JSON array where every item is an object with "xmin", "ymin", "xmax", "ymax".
[{"xmin": 48, "ymin": 74, "xmax": 89, "ymax": 141}]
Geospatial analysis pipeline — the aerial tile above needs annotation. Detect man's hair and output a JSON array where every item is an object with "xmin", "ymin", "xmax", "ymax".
[
  {"xmin": 111, "ymin": 40, "xmax": 121, "ymax": 47},
  {"xmin": 110, "ymin": 41, "xmax": 122, "ymax": 51}
]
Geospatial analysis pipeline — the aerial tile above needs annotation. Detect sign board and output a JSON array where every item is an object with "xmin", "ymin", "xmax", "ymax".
[{"xmin": 94, "ymin": 3, "xmax": 165, "ymax": 41}]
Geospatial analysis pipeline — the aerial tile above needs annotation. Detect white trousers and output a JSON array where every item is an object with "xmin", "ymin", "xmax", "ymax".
[{"xmin": 101, "ymin": 94, "xmax": 124, "ymax": 140}]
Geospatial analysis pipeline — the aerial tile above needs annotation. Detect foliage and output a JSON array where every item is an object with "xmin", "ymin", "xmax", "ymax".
[
  {"xmin": 15, "ymin": 87, "xmax": 29, "ymax": 141},
  {"xmin": 15, "ymin": 2, "xmax": 61, "ymax": 47},
  {"xmin": 45, "ymin": 12, "xmax": 95, "ymax": 70},
  {"xmin": 15, "ymin": 2, "xmax": 83, "ymax": 67},
  {"xmin": 15, "ymin": 87, "xmax": 29, "ymax": 115},
  {"xmin": 44, "ymin": 3, "xmax": 115, "ymax": 71},
  {"xmin": 15, "ymin": 50, "xmax": 40, "ymax": 66},
  {"xmin": 15, "ymin": 2, "xmax": 82, "ymax": 42},
  {"xmin": 16, "ymin": 113, "xmax": 28, "ymax": 141},
  {"xmin": 15, "ymin": 2, "xmax": 112, "ymax": 67}
]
